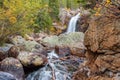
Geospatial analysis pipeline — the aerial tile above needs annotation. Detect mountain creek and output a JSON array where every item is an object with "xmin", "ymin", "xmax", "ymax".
[{"xmin": 0, "ymin": 5, "xmax": 120, "ymax": 80}]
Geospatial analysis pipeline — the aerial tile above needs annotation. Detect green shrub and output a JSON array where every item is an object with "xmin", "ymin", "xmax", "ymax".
[
  {"xmin": 33, "ymin": 7, "xmax": 52, "ymax": 33},
  {"xmin": 0, "ymin": 0, "xmax": 42, "ymax": 45},
  {"xmin": 49, "ymin": 0, "xmax": 59, "ymax": 21}
]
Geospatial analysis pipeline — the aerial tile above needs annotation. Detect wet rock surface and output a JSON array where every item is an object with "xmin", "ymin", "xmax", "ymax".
[
  {"xmin": 0, "ymin": 71, "xmax": 17, "ymax": 80},
  {"xmin": 26, "ymin": 50, "xmax": 83, "ymax": 80}
]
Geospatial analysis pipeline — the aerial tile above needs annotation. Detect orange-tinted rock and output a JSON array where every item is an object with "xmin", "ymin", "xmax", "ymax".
[
  {"xmin": 84, "ymin": 16, "xmax": 120, "ymax": 53},
  {"xmin": 74, "ymin": 5, "xmax": 120, "ymax": 80},
  {"xmin": 70, "ymin": 47, "xmax": 86, "ymax": 57},
  {"xmin": 87, "ymin": 76, "xmax": 115, "ymax": 80}
]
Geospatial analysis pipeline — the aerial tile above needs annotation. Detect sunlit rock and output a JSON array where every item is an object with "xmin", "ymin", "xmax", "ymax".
[{"xmin": 17, "ymin": 51, "xmax": 47, "ymax": 67}]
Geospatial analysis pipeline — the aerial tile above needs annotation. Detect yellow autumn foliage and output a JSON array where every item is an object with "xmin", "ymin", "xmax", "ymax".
[
  {"xmin": 9, "ymin": 17, "xmax": 17, "ymax": 24},
  {"xmin": 0, "ymin": 0, "xmax": 42, "ymax": 45}
]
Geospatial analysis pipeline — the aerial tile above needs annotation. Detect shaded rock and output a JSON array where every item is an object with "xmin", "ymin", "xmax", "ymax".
[
  {"xmin": 0, "ymin": 44, "xmax": 14, "ymax": 61},
  {"xmin": 0, "ymin": 44, "xmax": 14, "ymax": 52},
  {"xmin": 77, "ymin": 15, "xmax": 89, "ymax": 33},
  {"xmin": 42, "ymin": 32, "xmax": 85, "ymax": 48},
  {"xmin": 0, "ymin": 50, "xmax": 7, "ymax": 61},
  {"xmin": 55, "ymin": 45, "xmax": 71, "ymax": 57},
  {"xmin": 0, "ymin": 58, "xmax": 24, "ymax": 80},
  {"xmin": 59, "ymin": 8, "xmax": 72, "ymax": 26},
  {"xmin": 8, "ymin": 46, "xmax": 19, "ymax": 58},
  {"xmin": 0, "ymin": 71, "xmax": 17, "ymax": 80},
  {"xmin": 18, "ymin": 51, "xmax": 47, "ymax": 67}
]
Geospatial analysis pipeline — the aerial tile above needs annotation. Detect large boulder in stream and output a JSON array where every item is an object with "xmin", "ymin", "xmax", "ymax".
[
  {"xmin": 73, "ymin": 5, "xmax": 120, "ymax": 80},
  {"xmin": 41, "ymin": 32, "xmax": 86, "ymax": 57},
  {"xmin": 9, "ymin": 35, "xmax": 44, "ymax": 52},
  {"xmin": 17, "ymin": 51, "xmax": 47, "ymax": 68},
  {"xmin": 0, "ymin": 58, "xmax": 24, "ymax": 80}
]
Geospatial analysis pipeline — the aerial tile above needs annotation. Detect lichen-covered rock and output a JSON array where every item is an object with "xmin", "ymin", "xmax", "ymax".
[
  {"xmin": 42, "ymin": 32, "xmax": 84, "ymax": 47},
  {"xmin": 42, "ymin": 32, "xmax": 86, "ymax": 57},
  {"xmin": 17, "ymin": 51, "xmax": 47, "ymax": 67},
  {"xmin": 9, "ymin": 35, "xmax": 26, "ymax": 46},
  {"xmin": 0, "ymin": 58, "xmax": 24, "ymax": 80},
  {"xmin": 24, "ymin": 40, "xmax": 43, "ymax": 52},
  {"xmin": 9, "ymin": 35, "xmax": 44, "ymax": 52}
]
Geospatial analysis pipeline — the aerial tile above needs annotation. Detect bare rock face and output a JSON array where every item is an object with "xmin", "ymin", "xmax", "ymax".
[
  {"xmin": 73, "ymin": 5, "xmax": 120, "ymax": 80},
  {"xmin": 0, "ymin": 58, "xmax": 24, "ymax": 80},
  {"xmin": 84, "ymin": 17, "xmax": 120, "ymax": 53}
]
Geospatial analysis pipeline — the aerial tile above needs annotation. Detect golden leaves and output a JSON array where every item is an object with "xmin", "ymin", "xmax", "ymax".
[
  {"xmin": 105, "ymin": 0, "xmax": 111, "ymax": 6},
  {"xmin": 9, "ymin": 17, "xmax": 17, "ymax": 24},
  {"xmin": 94, "ymin": 7, "xmax": 102, "ymax": 16}
]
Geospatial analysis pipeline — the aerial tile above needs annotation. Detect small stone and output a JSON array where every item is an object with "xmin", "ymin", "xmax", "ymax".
[{"xmin": 8, "ymin": 46, "xmax": 19, "ymax": 58}]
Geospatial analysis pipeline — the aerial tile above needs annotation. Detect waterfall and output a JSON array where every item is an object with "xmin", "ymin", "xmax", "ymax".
[
  {"xmin": 66, "ymin": 13, "xmax": 80, "ymax": 33},
  {"xmin": 26, "ymin": 13, "xmax": 82, "ymax": 80}
]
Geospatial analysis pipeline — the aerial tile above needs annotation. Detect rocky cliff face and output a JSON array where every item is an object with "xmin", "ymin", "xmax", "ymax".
[{"xmin": 73, "ymin": 5, "xmax": 120, "ymax": 80}]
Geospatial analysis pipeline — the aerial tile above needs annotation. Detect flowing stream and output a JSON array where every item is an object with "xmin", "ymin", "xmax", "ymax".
[
  {"xmin": 26, "ymin": 50, "xmax": 82, "ymax": 80},
  {"xmin": 26, "ymin": 13, "xmax": 82, "ymax": 80},
  {"xmin": 66, "ymin": 13, "xmax": 80, "ymax": 33}
]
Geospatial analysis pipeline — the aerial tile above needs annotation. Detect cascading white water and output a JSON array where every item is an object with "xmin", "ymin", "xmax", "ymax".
[
  {"xmin": 66, "ymin": 13, "xmax": 80, "ymax": 33},
  {"xmin": 26, "ymin": 50, "xmax": 71, "ymax": 80},
  {"xmin": 26, "ymin": 13, "xmax": 82, "ymax": 80}
]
